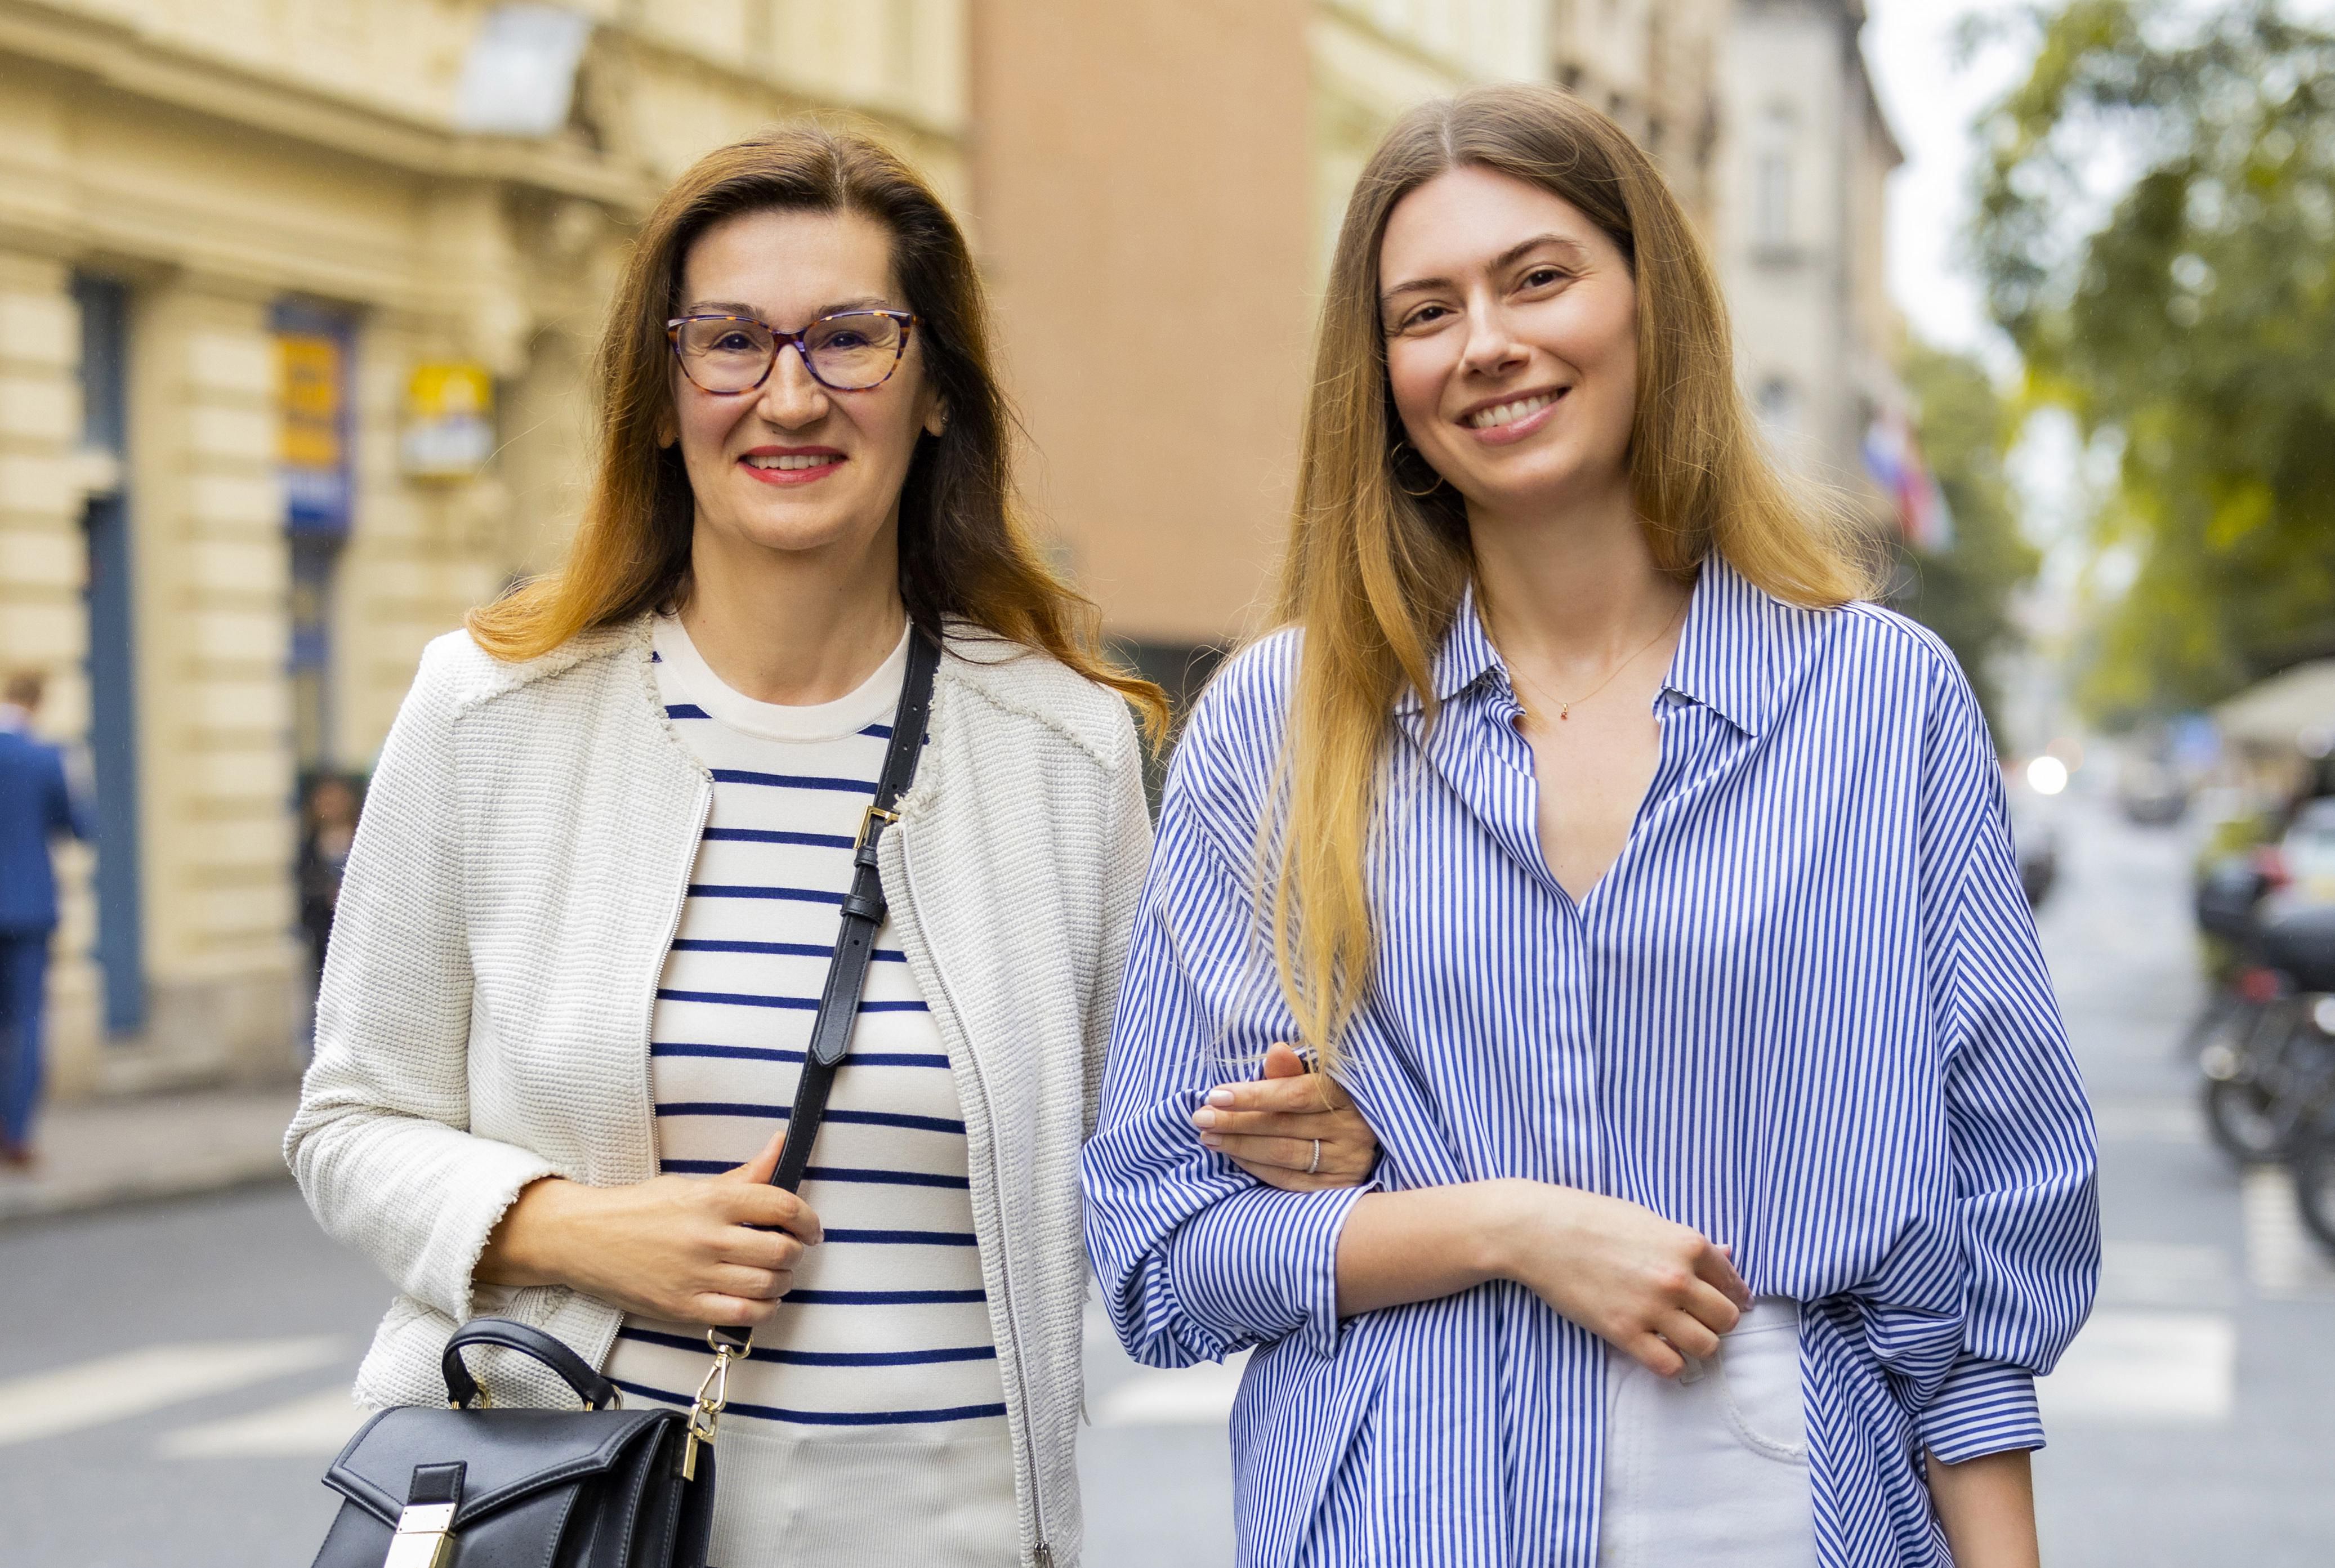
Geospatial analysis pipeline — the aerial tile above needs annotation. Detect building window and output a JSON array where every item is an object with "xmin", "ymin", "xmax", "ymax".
[
  {"xmin": 1756, "ymin": 151, "xmax": 1793, "ymax": 248},
  {"xmin": 1754, "ymin": 100, "xmax": 1798, "ymax": 252}
]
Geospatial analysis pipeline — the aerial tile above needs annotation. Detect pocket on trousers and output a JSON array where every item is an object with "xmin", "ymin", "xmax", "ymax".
[{"xmin": 1714, "ymin": 1307, "xmax": 1809, "ymax": 1464}]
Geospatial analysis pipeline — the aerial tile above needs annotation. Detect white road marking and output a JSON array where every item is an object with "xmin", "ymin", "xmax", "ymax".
[
  {"xmin": 2243, "ymin": 1165, "xmax": 2335, "ymax": 1301},
  {"xmin": 1092, "ymin": 1352, "xmax": 1250, "ymax": 1427},
  {"xmin": 2091, "ymin": 1099, "xmax": 2204, "ymax": 1145},
  {"xmin": 2097, "ymin": 1240, "xmax": 2234, "ymax": 1308},
  {"xmin": 155, "ymin": 1385, "xmax": 370, "ymax": 1459},
  {"xmin": 0, "ymin": 1338, "xmax": 344, "ymax": 1446},
  {"xmin": 2037, "ymin": 1311, "xmax": 2234, "ymax": 1425}
]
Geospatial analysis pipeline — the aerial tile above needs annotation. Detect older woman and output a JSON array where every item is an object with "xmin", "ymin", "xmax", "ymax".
[
  {"xmin": 1084, "ymin": 86, "xmax": 2097, "ymax": 1568},
  {"xmin": 287, "ymin": 125, "xmax": 1373, "ymax": 1568}
]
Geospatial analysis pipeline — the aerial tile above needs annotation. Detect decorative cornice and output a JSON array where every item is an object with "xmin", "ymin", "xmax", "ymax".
[{"xmin": 0, "ymin": 0, "xmax": 659, "ymax": 212}]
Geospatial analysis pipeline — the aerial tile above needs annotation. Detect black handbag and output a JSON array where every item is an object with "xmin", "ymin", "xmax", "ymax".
[{"xmin": 311, "ymin": 629, "xmax": 942, "ymax": 1568}]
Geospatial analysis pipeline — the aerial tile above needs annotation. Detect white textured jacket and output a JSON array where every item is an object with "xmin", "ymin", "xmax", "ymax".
[{"xmin": 285, "ymin": 615, "xmax": 1151, "ymax": 1568}]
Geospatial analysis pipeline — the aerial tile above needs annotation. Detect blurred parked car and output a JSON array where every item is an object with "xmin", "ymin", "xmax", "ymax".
[
  {"xmin": 2279, "ymin": 797, "xmax": 2335, "ymax": 903},
  {"xmin": 2117, "ymin": 757, "xmax": 2189, "ymax": 825}
]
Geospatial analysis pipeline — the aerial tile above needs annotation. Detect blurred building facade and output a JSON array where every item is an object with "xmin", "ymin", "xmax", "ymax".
[
  {"xmin": 0, "ymin": 1, "xmax": 966, "ymax": 1096},
  {"xmin": 1714, "ymin": 0, "xmax": 1903, "ymax": 519},
  {"xmin": 1, "ymin": 0, "xmax": 1892, "ymax": 1098}
]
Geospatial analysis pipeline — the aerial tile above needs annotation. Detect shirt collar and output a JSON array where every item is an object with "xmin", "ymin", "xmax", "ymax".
[
  {"xmin": 1395, "ymin": 552, "xmax": 1785, "ymax": 735},
  {"xmin": 1394, "ymin": 583, "xmax": 1505, "ymax": 717},
  {"xmin": 1662, "ymin": 552, "xmax": 1778, "ymax": 738}
]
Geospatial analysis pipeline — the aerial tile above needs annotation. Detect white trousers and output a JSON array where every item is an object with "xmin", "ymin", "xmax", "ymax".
[{"xmin": 1599, "ymin": 1297, "xmax": 1818, "ymax": 1568}]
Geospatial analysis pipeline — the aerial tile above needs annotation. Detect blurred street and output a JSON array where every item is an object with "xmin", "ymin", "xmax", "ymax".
[{"xmin": 5, "ymin": 786, "xmax": 2334, "ymax": 1567}]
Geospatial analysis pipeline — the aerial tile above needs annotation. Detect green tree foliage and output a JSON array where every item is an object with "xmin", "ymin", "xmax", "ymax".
[
  {"xmin": 1894, "ymin": 342, "xmax": 2038, "ymax": 737},
  {"xmin": 1973, "ymin": 0, "xmax": 2335, "ymax": 723}
]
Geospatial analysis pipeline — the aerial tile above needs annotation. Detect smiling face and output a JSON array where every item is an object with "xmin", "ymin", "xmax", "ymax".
[
  {"xmin": 1377, "ymin": 164, "xmax": 1640, "ymax": 525},
  {"xmin": 667, "ymin": 206, "xmax": 943, "ymax": 569}
]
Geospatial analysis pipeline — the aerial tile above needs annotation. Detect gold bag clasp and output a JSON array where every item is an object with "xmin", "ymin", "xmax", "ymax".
[{"xmin": 382, "ymin": 1502, "xmax": 456, "ymax": 1568}]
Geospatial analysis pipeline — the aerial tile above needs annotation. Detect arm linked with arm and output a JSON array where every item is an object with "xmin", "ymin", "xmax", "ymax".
[{"xmin": 1081, "ymin": 770, "xmax": 1373, "ymax": 1369}]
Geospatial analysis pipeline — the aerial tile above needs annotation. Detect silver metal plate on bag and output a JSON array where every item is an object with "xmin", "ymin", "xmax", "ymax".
[{"xmin": 382, "ymin": 1502, "xmax": 456, "ymax": 1568}]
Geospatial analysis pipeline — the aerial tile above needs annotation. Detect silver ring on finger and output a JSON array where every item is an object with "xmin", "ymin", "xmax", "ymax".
[{"xmin": 1307, "ymin": 1138, "xmax": 1321, "ymax": 1176}]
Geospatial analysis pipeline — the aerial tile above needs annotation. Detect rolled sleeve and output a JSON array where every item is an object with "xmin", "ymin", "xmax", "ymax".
[
  {"xmin": 1919, "ymin": 677, "xmax": 2100, "ymax": 1461},
  {"xmin": 1169, "ymin": 1182, "xmax": 1375, "ymax": 1359},
  {"xmin": 1918, "ymin": 1356, "xmax": 2044, "ymax": 1463}
]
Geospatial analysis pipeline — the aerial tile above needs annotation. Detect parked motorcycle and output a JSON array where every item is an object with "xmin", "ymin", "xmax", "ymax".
[{"xmin": 2189, "ymin": 857, "xmax": 2335, "ymax": 1167}]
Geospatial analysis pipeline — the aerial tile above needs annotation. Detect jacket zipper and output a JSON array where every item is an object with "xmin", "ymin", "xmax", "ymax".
[{"xmin": 895, "ymin": 816, "xmax": 1053, "ymax": 1567}]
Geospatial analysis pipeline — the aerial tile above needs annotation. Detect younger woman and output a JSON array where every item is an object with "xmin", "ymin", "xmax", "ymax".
[{"xmin": 1085, "ymin": 86, "xmax": 2096, "ymax": 1568}]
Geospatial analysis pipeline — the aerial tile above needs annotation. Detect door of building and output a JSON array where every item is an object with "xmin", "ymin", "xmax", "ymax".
[{"xmin": 74, "ymin": 274, "xmax": 145, "ymax": 1037}]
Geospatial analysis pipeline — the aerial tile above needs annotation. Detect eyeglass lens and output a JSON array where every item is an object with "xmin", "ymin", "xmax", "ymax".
[{"xmin": 675, "ymin": 313, "xmax": 905, "ymax": 392}]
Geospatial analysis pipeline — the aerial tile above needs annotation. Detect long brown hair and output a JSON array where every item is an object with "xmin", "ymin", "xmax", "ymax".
[
  {"xmin": 1270, "ymin": 84, "xmax": 1877, "ymax": 1056},
  {"xmin": 468, "ymin": 122, "xmax": 1165, "ymax": 735}
]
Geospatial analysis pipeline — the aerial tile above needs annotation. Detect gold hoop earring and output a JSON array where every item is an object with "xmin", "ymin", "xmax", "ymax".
[{"xmin": 1390, "ymin": 440, "xmax": 1446, "ymax": 500}]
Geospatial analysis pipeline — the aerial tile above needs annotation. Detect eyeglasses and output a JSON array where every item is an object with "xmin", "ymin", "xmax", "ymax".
[{"xmin": 665, "ymin": 309, "xmax": 918, "ymax": 395}]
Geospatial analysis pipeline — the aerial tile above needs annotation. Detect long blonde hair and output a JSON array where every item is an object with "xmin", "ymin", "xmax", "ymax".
[
  {"xmin": 1270, "ymin": 84, "xmax": 1876, "ymax": 1056},
  {"xmin": 468, "ymin": 123, "xmax": 1166, "ymax": 736}
]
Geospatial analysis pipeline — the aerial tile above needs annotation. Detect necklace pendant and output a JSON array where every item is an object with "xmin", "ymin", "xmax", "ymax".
[{"xmin": 1558, "ymin": 705, "xmax": 1570, "ymax": 722}]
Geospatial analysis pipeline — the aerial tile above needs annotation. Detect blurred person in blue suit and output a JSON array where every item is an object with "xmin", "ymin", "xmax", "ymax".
[{"xmin": 0, "ymin": 670, "xmax": 91, "ymax": 1169}]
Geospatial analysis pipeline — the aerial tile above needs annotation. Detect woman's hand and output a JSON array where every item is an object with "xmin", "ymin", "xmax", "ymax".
[
  {"xmin": 1192, "ymin": 1042, "xmax": 1379, "ymax": 1191},
  {"xmin": 477, "ymin": 1131, "xmax": 822, "ymax": 1328},
  {"xmin": 1487, "ymin": 1180, "xmax": 1751, "ymax": 1375}
]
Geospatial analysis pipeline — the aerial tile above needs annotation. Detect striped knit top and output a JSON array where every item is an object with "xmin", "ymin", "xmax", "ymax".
[
  {"xmin": 1084, "ymin": 555, "xmax": 2100, "ymax": 1568},
  {"xmin": 600, "ymin": 615, "xmax": 1015, "ymax": 1565}
]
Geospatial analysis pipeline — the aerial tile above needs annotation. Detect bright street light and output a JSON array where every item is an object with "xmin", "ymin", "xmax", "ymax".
[{"xmin": 2026, "ymin": 756, "xmax": 2070, "ymax": 797}]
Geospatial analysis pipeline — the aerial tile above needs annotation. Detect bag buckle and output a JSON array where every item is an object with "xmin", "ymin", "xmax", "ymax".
[
  {"xmin": 853, "ymin": 803, "xmax": 899, "ymax": 850},
  {"xmin": 382, "ymin": 1503, "xmax": 455, "ymax": 1568}
]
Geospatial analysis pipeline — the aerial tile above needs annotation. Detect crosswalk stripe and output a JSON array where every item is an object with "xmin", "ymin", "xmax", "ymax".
[
  {"xmin": 0, "ymin": 1338, "xmax": 344, "ymax": 1446},
  {"xmin": 1092, "ymin": 1352, "xmax": 1249, "ymax": 1427},
  {"xmin": 2096, "ymin": 1240, "xmax": 2234, "ymax": 1308},
  {"xmin": 2037, "ymin": 1310, "xmax": 2234, "ymax": 1425},
  {"xmin": 155, "ymin": 1384, "xmax": 369, "ymax": 1459},
  {"xmin": 2242, "ymin": 1165, "xmax": 2335, "ymax": 1301}
]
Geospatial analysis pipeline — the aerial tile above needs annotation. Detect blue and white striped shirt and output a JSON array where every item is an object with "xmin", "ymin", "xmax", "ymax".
[{"xmin": 1083, "ymin": 555, "xmax": 2099, "ymax": 1568}]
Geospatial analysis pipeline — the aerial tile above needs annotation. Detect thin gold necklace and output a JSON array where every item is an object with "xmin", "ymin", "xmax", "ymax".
[{"xmin": 1506, "ymin": 598, "xmax": 1686, "ymax": 725}]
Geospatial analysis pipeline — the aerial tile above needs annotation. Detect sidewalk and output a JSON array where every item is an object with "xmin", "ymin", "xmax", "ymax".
[{"xmin": 0, "ymin": 1087, "xmax": 300, "ymax": 1226}]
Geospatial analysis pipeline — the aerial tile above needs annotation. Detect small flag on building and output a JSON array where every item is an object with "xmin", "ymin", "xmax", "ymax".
[{"xmin": 1862, "ymin": 408, "xmax": 1956, "ymax": 553}]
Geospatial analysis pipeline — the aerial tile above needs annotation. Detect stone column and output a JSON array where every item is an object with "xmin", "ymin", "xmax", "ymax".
[
  {"xmin": 118, "ymin": 275, "xmax": 301, "ymax": 1086},
  {"xmin": 0, "ymin": 249, "xmax": 102, "ymax": 1095}
]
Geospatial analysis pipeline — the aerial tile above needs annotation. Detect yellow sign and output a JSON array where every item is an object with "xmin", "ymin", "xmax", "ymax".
[
  {"xmin": 403, "ymin": 363, "xmax": 495, "ymax": 477},
  {"xmin": 278, "ymin": 334, "xmax": 342, "ymax": 469}
]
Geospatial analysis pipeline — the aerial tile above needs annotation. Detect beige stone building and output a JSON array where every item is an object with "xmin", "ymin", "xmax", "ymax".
[
  {"xmin": 0, "ymin": 1, "xmax": 967, "ymax": 1098},
  {"xmin": 0, "ymin": 0, "xmax": 1799, "ymax": 1101},
  {"xmin": 1712, "ymin": 0, "xmax": 1903, "ymax": 517},
  {"xmin": 1314, "ymin": 0, "xmax": 1729, "ymax": 264}
]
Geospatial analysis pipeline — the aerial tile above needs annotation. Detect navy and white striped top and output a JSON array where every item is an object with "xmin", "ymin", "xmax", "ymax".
[
  {"xmin": 600, "ymin": 618, "xmax": 1014, "ymax": 1554},
  {"xmin": 1082, "ymin": 556, "xmax": 2099, "ymax": 1568}
]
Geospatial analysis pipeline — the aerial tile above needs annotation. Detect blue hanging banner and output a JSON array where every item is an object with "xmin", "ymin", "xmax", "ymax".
[{"xmin": 275, "ymin": 304, "xmax": 355, "ymax": 535}]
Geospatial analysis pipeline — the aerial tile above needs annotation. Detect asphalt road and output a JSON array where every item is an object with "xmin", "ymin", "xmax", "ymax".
[{"xmin": 2, "ymin": 792, "xmax": 2331, "ymax": 1566}]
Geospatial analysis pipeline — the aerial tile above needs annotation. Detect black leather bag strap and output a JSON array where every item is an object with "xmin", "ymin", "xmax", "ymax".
[
  {"xmin": 443, "ymin": 1316, "xmax": 620, "ymax": 1410},
  {"xmin": 767, "ymin": 626, "xmax": 939, "ymax": 1191},
  {"xmin": 707, "ymin": 629, "xmax": 937, "ymax": 1357}
]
